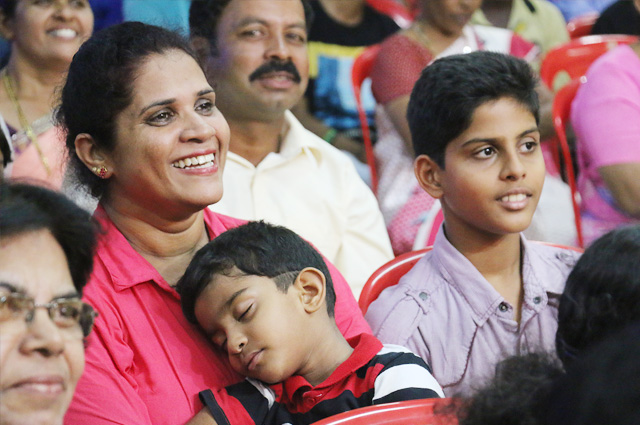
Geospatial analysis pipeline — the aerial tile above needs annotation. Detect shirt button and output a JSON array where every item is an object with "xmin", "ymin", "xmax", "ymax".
[
  {"xmin": 533, "ymin": 296, "xmax": 542, "ymax": 304},
  {"xmin": 499, "ymin": 302, "xmax": 509, "ymax": 312},
  {"xmin": 419, "ymin": 292, "xmax": 429, "ymax": 301}
]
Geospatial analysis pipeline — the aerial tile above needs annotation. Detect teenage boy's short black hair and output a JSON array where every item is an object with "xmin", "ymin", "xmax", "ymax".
[
  {"xmin": 407, "ymin": 51, "xmax": 540, "ymax": 168},
  {"xmin": 178, "ymin": 221, "xmax": 336, "ymax": 324}
]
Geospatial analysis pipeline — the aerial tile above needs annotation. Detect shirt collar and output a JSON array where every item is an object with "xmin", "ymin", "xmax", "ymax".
[
  {"xmin": 278, "ymin": 111, "xmax": 323, "ymax": 166},
  {"xmin": 224, "ymin": 111, "xmax": 323, "ymax": 170},
  {"xmin": 430, "ymin": 226, "xmax": 559, "ymax": 325},
  {"xmin": 281, "ymin": 333, "xmax": 382, "ymax": 397},
  {"xmin": 92, "ymin": 205, "xmax": 235, "ymax": 295}
]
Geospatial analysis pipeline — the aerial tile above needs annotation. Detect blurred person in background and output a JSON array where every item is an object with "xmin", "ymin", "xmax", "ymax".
[
  {"xmin": 591, "ymin": 0, "xmax": 640, "ymax": 36},
  {"xmin": 570, "ymin": 38, "xmax": 640, "ymax": 244},
  {"xmin": 291, "ymin": 0, "xmax": 399, "ymax": 178},
  {"xmin": 0, "ymin": 0, "xmax": 93, "ymax": 188}
]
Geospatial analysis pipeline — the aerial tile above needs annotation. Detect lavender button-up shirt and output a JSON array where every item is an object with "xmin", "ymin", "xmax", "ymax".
[{"xmin": 365, "ymin": 228, "xmax": 580, "ymax": 396}]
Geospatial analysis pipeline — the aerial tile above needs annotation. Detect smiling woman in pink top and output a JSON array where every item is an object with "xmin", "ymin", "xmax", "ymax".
[{"xmin": 55, "ymin": 22, "xmax": 369, "ymax": 425}]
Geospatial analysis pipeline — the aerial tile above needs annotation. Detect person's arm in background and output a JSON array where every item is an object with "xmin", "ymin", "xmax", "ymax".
[
  {"xmin": 370, "ymin": 34, "xmax": 428, "ymax": 156},
  {"xmin": 383, "ymin": 95, "xmax": 414, "ymax": 156},
  {"xmin": 599, "ymin": 163, "xmax": 640, "ymax": 217},
  {"xmin": 571, "ymin": 45, "xmax": 640, "ymax": 218},
  {"xmin": 332, "ymin": 155, "xmax": 394, "ymax": 297},
  {"xmin": 291, "ymin": 99, "xmax": 367, "ymax": 163}
]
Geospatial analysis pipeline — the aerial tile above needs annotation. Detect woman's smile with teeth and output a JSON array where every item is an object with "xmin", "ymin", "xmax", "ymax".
[
  {"xmin": 48, "ymin": 28, "xmax": 78, "ymax": 38},
  {"xmin": 172, "ymin": 153, "xmax": 215, "ymax": 169}
]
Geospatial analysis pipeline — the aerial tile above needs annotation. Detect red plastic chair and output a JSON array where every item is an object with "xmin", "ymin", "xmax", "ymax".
[
  {"xmin": 551, "ymin": 77, "xmax": 587, "ymax": 248},
  {"xmin": 540, "ymin": 34, "xmax": 639, "ymax": 90},
  {"xmin": 311, "ymin": 398, "xmax": 458, "ymax": 425},
  {"xmin": 566, "ymin": 13, "xmax": 599, "ymax": 39},
  {"xmin": 366, "ymin": 0, "xmax": 413, "ymax": 28},
  {"xmin": 352, "ymin": 44, "xmax": 382, "ymax": 194},
  {"xmin": 359, "ymin": 247, "xmax": 432, "ymax": 314}
]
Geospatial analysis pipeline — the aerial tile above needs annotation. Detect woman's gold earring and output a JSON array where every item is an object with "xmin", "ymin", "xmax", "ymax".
[{"xmin": 91, "ymin": 166, "xmax": 108, "ymax": 179}]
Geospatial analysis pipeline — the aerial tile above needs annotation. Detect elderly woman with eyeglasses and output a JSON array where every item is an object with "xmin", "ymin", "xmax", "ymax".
[{"xmin": 0, "ymin": 181, "xmax": 98, "ymax": 425}]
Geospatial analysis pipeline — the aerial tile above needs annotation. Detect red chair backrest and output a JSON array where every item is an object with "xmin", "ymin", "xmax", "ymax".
[
  {"xmin": 359, "ymin": 247, "xmax": 431, "ymax": 314},
  {"xmin": 352, "ymin": 44, "xmax": 382, "ymax": 194},
  {"xmin": 540, "ymin": 34, "xmax": 638, "ymax": 90},
  {"xmin": 366, "ymin": 0, "xmax": 413, "ymax": 28},
  {"xmin": 311, "ymin": 398, "xmax": 458, "ymax": 425},
  {"xmin": 566, "ymin": 13, "xmax": 599, "ymax": 40},
  {"xmin": 551, "ymin": 77, "xmax": 587, "ymax": 247}
]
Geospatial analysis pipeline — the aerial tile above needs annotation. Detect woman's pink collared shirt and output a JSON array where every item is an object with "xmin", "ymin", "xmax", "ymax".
[{"xmin": 65, "ymin": 206, "xmax": 370, "ymax": 425}]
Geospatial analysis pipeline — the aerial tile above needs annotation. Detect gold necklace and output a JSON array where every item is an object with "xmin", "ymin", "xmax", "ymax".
[{"xmin": 1, "ymin": 68, "xmax": 51, "ymax": 175}]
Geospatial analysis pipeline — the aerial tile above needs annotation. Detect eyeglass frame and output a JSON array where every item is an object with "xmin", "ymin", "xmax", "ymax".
[{"xmin": 0, "ymin": 292, "xmax": 98, "ymax": 338}]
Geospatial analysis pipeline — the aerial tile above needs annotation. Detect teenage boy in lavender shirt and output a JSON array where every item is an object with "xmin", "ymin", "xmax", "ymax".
[{"xmin": 365, "ymin": 51, "xmax": 580, "ymax": 397}]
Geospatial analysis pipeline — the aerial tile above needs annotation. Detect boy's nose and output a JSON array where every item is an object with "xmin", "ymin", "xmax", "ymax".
[
  {"xmin": 500, "ymin": 152, "xmax": 527, "ymax": 181},
  {"xmin": 227, "ymin": 333, "xmax": 247, "ymax": 354}
]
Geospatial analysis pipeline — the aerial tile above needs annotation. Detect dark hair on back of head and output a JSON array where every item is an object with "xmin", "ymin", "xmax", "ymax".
[
  {"xmin": 544, "ymin": 322, "xmax": 640, "ymax": 425},
  {"xmin": 189, "ymin": 0, "xmax": 314, "ymax": 52},
  {"xmin": 556, "ymin": 225, "xmax": 640, "ymax": 368},
  {"xmin": 177, "ymin": 220, "xmax": 336, "ymax": 324},
  {"xmin": 0, "ymin": 181, "xmax": 98, "ymax": 294},
  {"xmin": 459, "ymin": 352, "xmax": 564, "ymax": 425},
  {"xmin": 56, "ymin": 21, "xmax": 200, "ymax": 199},
  {"xmin": 407, "ymin": 51, "xmax": 539, "ymax": 168}
]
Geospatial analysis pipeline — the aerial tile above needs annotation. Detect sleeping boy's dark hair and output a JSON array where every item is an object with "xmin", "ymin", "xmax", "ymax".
[
  {"xmin": 556, "ymin": 225, "xmax": 640, "ymax": 367},
  {"xmin": 407, "ymin": 51, "xmax": 539, "ymax": 167},
  {"xmin": 178, "ymin": 221, "xmax": 336, "ymax": 323}
]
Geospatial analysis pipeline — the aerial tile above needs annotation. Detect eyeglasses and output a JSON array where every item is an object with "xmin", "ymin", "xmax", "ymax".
[{"xmin": 0, "ymin": 292, "xmax": 98, "ymax": 338}]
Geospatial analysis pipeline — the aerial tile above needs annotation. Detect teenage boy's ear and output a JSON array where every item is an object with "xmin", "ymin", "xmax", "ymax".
[
  {"xmin": 414, "ymin": 154, "xmax": 444, "ymax": 199},
  {"xmin": 293, "ymin": 267, "xmax": 326, "ymax": 314}
]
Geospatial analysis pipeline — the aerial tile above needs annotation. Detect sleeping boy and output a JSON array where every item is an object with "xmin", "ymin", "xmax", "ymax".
[{"xmin": 177, "ymin": 221, "xmax": 443, "ymax": 424}]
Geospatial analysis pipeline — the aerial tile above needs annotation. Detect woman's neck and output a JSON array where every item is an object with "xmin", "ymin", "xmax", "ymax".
[
  {"xmin": 481, "ymin": 0, "xmax": 513, "ymax": 29},
  {"xmin": 103, "ymin": 201, "xmax": 210, "ymax": 287},
  {"xmin": 1, "ymin": 54, "xmax": 68, "ymax": 123},
  {"xmin": 411, "ymin": 20, "xmax": 465, "ymax": 57}
]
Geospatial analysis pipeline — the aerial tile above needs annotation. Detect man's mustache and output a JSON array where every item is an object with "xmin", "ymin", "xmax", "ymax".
[{"xmin": 249, "ymin": 60, "xmax": 302, "ymax": 83}]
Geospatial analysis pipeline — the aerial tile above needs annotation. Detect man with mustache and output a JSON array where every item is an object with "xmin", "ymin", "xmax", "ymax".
[{"xmin": 189, "ymin": 0, "xmax": 393, "ymax": 297}]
